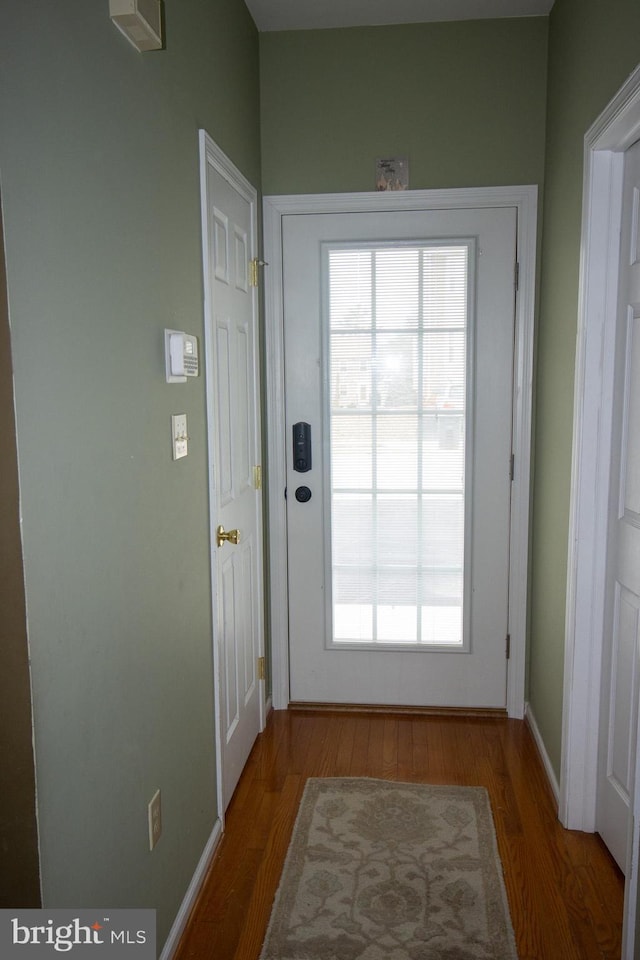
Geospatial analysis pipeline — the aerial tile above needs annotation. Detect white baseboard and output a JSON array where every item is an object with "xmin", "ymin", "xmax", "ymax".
[
  {"xmin": 159, "ymin": 818, "xmax": 223, "ymax": 960},
  {"xmin": 524, "ymin": 702, "xmax": 560, "ymax": 807}
]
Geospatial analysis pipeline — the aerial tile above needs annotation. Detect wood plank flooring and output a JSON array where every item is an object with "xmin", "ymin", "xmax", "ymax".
[{"xmin": 174, "ymin": 710, "xmax": 624, "ymax": 960}]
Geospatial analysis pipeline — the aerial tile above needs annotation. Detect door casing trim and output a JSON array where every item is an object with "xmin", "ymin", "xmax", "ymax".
[
  {"xmin": 561, "ymin": 63, "xmax": 640, "ymax": 959},
  {"xmin": 264, "ymin": 186, "xmax": 538, "ymax": 719}
]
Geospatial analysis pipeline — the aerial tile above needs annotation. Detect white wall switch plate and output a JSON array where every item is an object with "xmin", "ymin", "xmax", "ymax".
[{"xmin": 171, "ymin": 413, "xmax": 188, "ymax": 460}]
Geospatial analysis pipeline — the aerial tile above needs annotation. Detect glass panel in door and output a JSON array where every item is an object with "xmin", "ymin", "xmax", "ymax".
[{"xmin": 327, "ymin": 244, "xmax": 470, "ymax": 648}]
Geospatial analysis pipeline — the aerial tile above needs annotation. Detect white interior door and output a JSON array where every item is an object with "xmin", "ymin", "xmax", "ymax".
[
  {"xmin": 283, "ymin": 207, "xmax": 516, "ymax": 708},
  {"xmin": 597, "ymin": 138, "xmax": 640, "ymax": 872},
  {"xmin": 200, "ymin": 134, "xmax": 264, "ymax": 810}
]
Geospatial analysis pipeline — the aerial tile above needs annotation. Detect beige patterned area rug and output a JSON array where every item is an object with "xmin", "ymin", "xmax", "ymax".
[{"xmin": 260, "ymin": 778, "xmax": 518, "ymax": 960}]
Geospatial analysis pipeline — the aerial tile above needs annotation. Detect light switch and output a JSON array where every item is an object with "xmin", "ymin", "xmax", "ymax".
[{"xmin": 171, "ymin": 414, "xmax": 188, "ymax": 460}]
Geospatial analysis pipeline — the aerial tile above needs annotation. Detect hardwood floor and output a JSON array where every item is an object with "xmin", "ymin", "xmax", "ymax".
[{"xmin": 174, "ymin": 709, "xmax": 624, "ymax": 960}]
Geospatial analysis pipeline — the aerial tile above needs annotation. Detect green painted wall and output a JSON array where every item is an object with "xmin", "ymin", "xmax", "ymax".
[
  {"xmin": 260, "ymin": 18, "xmax": 549, "ymax": 195},
  {"xmin": 529, "ymin": 0, "xmax": 640, "ymax": 777},
  {"xmin": 0, "ymin": 0, "xmax": 259, "ymax": 948}
]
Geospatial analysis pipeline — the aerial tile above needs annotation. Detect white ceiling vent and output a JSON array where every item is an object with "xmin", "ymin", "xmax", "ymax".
[{"xmin": 109, "ymin": 0, "xmax": 163, "ymax": 52}]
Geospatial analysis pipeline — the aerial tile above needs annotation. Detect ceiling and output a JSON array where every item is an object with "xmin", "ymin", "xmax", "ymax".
[{"xmin": 245, "ymin": 0, "xmax": 555, "ymax": 32}]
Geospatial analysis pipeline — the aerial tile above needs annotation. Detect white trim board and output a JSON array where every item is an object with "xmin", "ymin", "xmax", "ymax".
[
  {"xmin": 263, "ymin": 186, "xmax": 538, "ymax": 718},
  {"xmin": 562, "ymin": 64, "xmax": 640, "ymax": 832},
  {"xmin": 525, "ymin": 702, "xmax": 560, "ymax": 806},
  {"xmin": 561, "ymin": 62, "xmax": 640, "ymax": 960},
  {"xmin": 159, "ymin": 819, "xmax": 222, "ymax": 960}
]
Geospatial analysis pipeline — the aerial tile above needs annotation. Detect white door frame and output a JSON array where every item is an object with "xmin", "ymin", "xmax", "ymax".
[
  {"xmin": 199, "ymin": 130, "xmax": 266, "ymax": 824},
  {"xmin": 561, "ymin": 64, "xmax": 640, "ymax": 958},
  {"xmin": 264, "ymin": 186, "xmax": 538, "ymax": 718}
]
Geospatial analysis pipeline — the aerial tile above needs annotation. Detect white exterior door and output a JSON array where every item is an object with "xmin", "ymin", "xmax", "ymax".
[
  {"xmin": 283, "ymin": 207, "xmax": 516, "ymax": 708},
  {"xmin": 200, "ymin": 133, "xmax": 264, "ymax": 810},
  {"xmin": 597, "ymin": 138, "xmax": 640, "ymax": 872}
]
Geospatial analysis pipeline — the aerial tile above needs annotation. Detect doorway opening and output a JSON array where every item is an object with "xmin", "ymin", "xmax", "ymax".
[{"xmin": 263, "ymin": 186, "xmax": 537, "ymax": 718}]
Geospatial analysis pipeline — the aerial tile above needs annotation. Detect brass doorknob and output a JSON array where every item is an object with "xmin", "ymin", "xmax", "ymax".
[{"xmin": 216, "ymin": 525, "xmax": 240, "ymax": 548}]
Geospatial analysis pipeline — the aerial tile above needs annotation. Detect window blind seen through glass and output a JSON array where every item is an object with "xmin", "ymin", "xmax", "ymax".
[{"xmin": 328, "ymin": 244, "xmax": 468, "ymax": 646}]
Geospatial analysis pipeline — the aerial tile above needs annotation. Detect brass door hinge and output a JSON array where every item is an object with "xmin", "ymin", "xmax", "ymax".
[
  {"xmin": 257, "ymin": 656, "xmax": 266, "ymax": 680},
  {"xmin": 253, "ymin": 465, "xmax": 262, "ymax": 490},
  {"xmin": 249, "ymin": 258, "xmax": 268, "ymax": 287}
]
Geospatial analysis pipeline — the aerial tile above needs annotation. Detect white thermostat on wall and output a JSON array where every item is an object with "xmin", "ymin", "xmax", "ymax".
[{"xmin": 165, "ymin": 329, "xmax": 199, "ymax": 383}]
